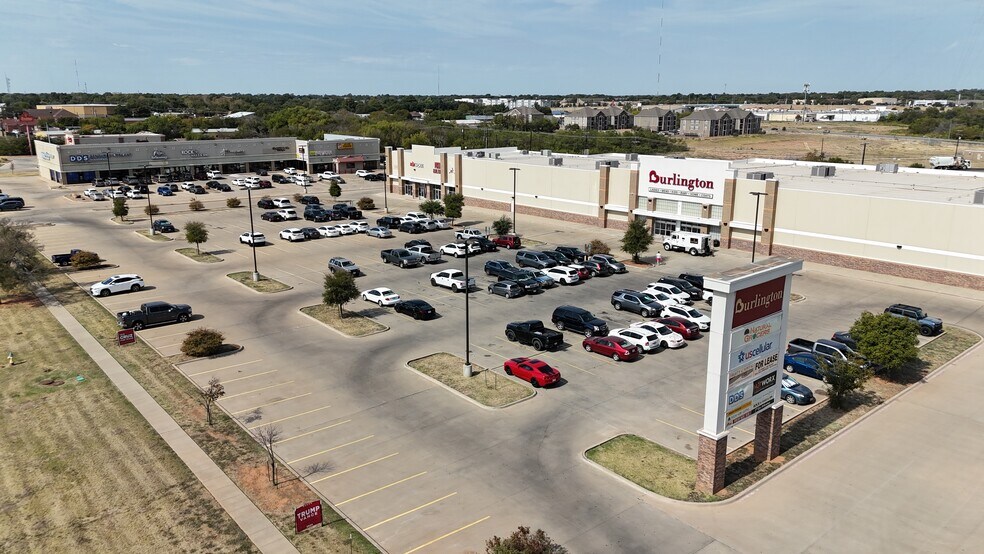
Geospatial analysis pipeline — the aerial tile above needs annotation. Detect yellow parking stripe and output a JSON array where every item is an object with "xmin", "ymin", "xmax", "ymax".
[
  {"xmin": 221, "ymin": 369, "xmax": 278, "ymax": 384},
  {"xmin": 337, "ymin": 471, "xmax": 428, "ymax": 506},
  {"xmin": 286, "ymin": 435, "xmax": 375, "ymax": 464},
  {"xmin": 364, "ymin": 492, "xmax": 457, "ymax": 531},
  {"xmin": 273, "ymin": 419, "xmax": 351, "ymax": 444},
  {"xmin": 188, "ymin": 358, "xmax": 264, "ymax": 377},
  {"xmin": 222, "ymin": 380, "xmax": 294, "ymax": 399},
  {"xmin": 246, "ymin": 404, "xmax": 332, "ymax": 429},
  {"xmin": 311, "ymin": 453, "xmax": 399, "ymax": 484},
  {"xmin": 403, "ymin": 516, "xmax": 492, "ymax": 554},
  {"xmin": 229, "ymin": 393, "xmax": 311, "ymax": 414}
]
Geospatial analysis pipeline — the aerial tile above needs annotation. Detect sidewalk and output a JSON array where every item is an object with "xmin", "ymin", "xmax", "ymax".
[{"xmin": 34, "ymin": 285, "xmax": 299, "ymax": 554}]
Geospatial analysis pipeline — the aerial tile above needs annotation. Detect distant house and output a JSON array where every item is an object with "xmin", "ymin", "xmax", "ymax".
[
  {"xmin": 600, "ymin": 107, "xmax": 633, "ymax": 129},
  {"xmin": 725, "ymin": 108, "xmax": 763, "ymax": 135},
  {"xmin": 635, "ymin": 107, "xmax": 677, "ymax": 132},
  {"xmin": 502, "ymin": 106, "xmax": 545, "ymax": 123},
  {"xmin": 680, "ymin": 110, "xmax": 734, "ymax": 137},
  {"xmin": 564, "ymin": 107, "xmax": 609, "ymax": 130}
]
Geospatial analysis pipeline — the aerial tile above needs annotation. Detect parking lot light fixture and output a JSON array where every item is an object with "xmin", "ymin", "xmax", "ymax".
[
  {"xmin": 509, "ymin": 167, "xmax": 520, "ymax": 235},
  {"xmin": 463, "ymin": 237, "xmax": 476, "ymax": 377},
  {"xmin": 246, "ymin": 186, "xmax": 260, "ymax": 281},
  {"xmin": 749, "ymin": 191, "xmax": 768, "ymax": 263}
]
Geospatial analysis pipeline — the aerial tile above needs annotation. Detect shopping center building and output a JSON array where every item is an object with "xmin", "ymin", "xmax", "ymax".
[{"xmin": 385, "ymin": 144, "xmax": 984, "ymax": 289}]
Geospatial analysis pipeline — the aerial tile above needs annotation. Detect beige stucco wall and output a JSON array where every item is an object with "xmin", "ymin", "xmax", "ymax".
[
  {"xmin": 607, "ymin": 166, "xmax": 634, "ymax": 208},
  {"xmin": 461, "ymin": 158, "xmax": 600, "ymax": 217},
  {"xmin": 400, "ymin": 145, "xmax": 442, "ymax": 183}
]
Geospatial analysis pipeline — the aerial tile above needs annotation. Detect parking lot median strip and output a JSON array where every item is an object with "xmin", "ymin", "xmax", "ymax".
[
  {"xmin": 311, "ymin": 453, "xmax": 400, "ymax": 484},
  {"xmin": 273, "ymin": 419, "xmax": 351, "ymax": 444},
  {"xmin": 403, "ymin": 515, "xmax": 492, "ymax": 554},
  {"xmin": 221, "ymin": 380, "xmax": 294, "ymax": 399},
  {"xmin": 246, "ymin": 405, "xmax": 333, "ymax": 430},
  {"xmin": 188, "ymin": 358, "xmax": 263, "ymax": 377},
  {"xmin": 226, "ymin": 272, "xmax": 292, "ymax": 293},
  {"xmin": 337, "ymin": 471, "xmax": 428, "ymax": 506},
  {"xmin": 408, "ymin": 353, "xmax": 534, "ymax": 409},
  {"xmin": 229, "ymin": 392, "xmax": 311, "ymax": 415},
  {"xmin": 300, "ymin": 304, "xmax": 388, "ymax": 338},
  {"xmin": 175, "ymin": 248, "xmax": 224, "ymax": 263},
  {"xmin": 287, "ymin": 435, "xmax": 375, "ymax": 464},
  {"xmin": 364, "ymin": 492, "xmax": 457, "ymax": 531}
]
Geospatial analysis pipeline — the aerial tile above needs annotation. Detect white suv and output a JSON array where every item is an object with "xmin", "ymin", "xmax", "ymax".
[
  {"xmin": 239, "ymin": 232, "xmax": 266, "ymax": 246},
  {"xmin": 277, "ymin": 208, "xmax": 298, "ymax": 220},
  {"xmin": 90, "ymin": 274, "xmax": 144, "ymax": 297},
  {"xmin": 646, "ymin": 282, "xmax": 692, "ymax": 305},
  {"xmin": 610, "ymin": 328, "xmax": 660, "ymax": 353},
  {"xmin": 272, "ymin": 197, "xmax": 293, "ymax": 208},
  {"xmin": 279, "ymin": 228, "xmax": 305, "ymax": 242},
  {"xmin": 544, "ymin": 266, "xmax": 580, "ymax": 285},
  {"xmin": 630, "ymin": 321, "xmax": 685, "ymax": 349},
  {"xmin": 206, "ymin": 170, "xmax": 222, "ymax": 179}
]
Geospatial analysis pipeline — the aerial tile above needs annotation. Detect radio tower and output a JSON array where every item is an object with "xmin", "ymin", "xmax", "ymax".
[{"xmin": 803, "ymin": 83, "xmax": 810, "ymax": 105}]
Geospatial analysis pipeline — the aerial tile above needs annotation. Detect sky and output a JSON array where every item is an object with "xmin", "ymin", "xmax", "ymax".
[{"xmin": 3, "ymin": 0, "xmax": 982, "ymax": 96}]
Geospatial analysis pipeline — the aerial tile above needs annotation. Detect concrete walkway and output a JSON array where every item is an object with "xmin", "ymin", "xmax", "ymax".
[{"xmin": 35, "ymin": 286, "xmax": 299, "ymax": 554}]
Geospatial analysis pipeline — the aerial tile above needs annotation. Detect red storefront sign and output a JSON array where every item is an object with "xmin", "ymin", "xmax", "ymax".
[
  {"xmin": 294, "ymin": 500, "xmax": 323, "ymax": 533},
  {"xmin": 117, "ymin": 329, "xmax": 136, "ymax": 346},
  {"xmin": 732, "ymin": 276, "xmax": 786, "ymax": 329}
]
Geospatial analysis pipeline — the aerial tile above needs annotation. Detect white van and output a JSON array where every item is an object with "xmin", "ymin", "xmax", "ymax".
[
  {"xmin": 206, "ymin": 170, "xmax": 222, "ymax": 179},
  {"xmin": 662, "ymin": 231, "xmax": 713, "ymax": 256}
]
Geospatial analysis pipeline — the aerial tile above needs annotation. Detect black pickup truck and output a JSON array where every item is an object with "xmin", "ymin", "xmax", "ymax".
[
  {"xmin": 117, "ymin": 301, "xmax": 192, "ymax": 330},
  {"xmin": 380, "ymin": 248, "xmax": 425, "ymax": 268},
  {"xmin": 50, "ymin": 249, "xmax": 96, "ymax": 266},
  {"xmin": 505, "ymin": 320, "xmax": 564, "ymax": 351}
]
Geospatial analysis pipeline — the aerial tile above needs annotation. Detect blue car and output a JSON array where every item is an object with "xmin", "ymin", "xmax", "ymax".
[
  {"xmin": 157, "ymin": 186, "xmax": 173, "ymax": 196},
  {"xmin": 781, "ymin": 373, "xmax": 816, "ymax": 405},
  {"xmin": 783, "ymin": 352, "xmax": 826, "ymax": 380}
]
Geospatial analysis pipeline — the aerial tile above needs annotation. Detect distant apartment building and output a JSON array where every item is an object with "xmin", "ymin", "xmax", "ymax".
[
  {"xmin": 857, "ymin": 97, "xmax": 898, "ymax": 105},
  {"xmin": 454, "ymin": 97, "xmax": 555, "ymax": 109},
  {"xmin": 565, "ymin": 107, "xmax": 634, "ymax": 130},
  {"xmin": 600, "ymin": 107, "xmax": 633, "ymax": 129},
  {"xmin": 680, "ymin": 108, "xmax": 762, "ymax": 137},
  {"xmin": 726, "ymin": 108, "xmax": 762, "ymax": 135},
  {"xmin": 502, "ymin": 106, "xmax": 545, "ymax": 123},
  {"xmin": 634, "ymin": 107, "xmax": 677, "ymax": 132}
]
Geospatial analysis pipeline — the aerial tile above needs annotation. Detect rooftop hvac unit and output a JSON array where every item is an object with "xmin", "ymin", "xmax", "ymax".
[
  {"xmin": 975, "ymin": 189, "xmax": 984, "ymax": 205},
  {"xmin": 549, "ymin": 157, "xmax": 563, "ymax": 166},
  {"xmin": 493, "ymin": 153, "xmax": 500, "ymax": 159},
  {"xmin": 810, "ymin": 165, "xmax": 835, "ymax": 177},
  {"xmin": 595, "ymin": 161, "xmax": 609, "ymax": 169},
  {"xmin": 541, "ymin": 149, "xmax": 552, "ymax": 156},
  {"xmin": 746, "ymin": 172, "xmax": 767, "ymax": 180},
  {"xmin": 466, "ymin": 151, "xmax": 474, "ymax": 157},
  {"xmin": 475, "ymin": 151, "xmax": 485, "ymax": 158},
  {"xmin": 625, "ymin": 153, "xmax": 639, "ymax": 161},
  {"xmin": 609, "ymin": 160, "xmax": 620, "ymax": 168},
  {"xmin": 520, "ymin": 150, "xmax": 528, "ymax": 155},
  {"xmin": 876, "ymin": 163, "xmax": 899, "ymax": 173}
]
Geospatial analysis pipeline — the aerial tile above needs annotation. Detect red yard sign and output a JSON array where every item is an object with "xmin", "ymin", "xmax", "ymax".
[
  {"xmin": 295, "ymin": 500, "xmax": 323, "ymax": 533},
  {"xmin": 117, "ymin": 329, "xmax": 136, "ymax": 346}
]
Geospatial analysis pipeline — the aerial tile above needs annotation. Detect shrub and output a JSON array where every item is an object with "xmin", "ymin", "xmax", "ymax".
[
  {"xmin": 356, "ymin": 197, "xmax": 376, "ymax": 210},
  {"xmin": 181, "ymin": 328, "xmax": 225, "ymax": 357},
  {"xmin": 69, "ymin": 250, "xmax": 100, "ymax": 269},
  {"xmin": 909, "ymin": 162, "xmax": 925, "ymax": 168},
  {"xmin": 587, "ymin": 239, "xmax": 610, "ymax": 255},
  {"xmin": 226, "ymin": 197, "xmax": 242, "ymax": 208},
  {"xmin": 143, "ymin": 204, "xmax": 160, "ymax": 216},
  {"xmin": 293, "ymin": 193, "xmax": 303, "ymax": 202},
  {"xmin": 492, "ymin": 216, "xmax": 513, "ymax": 236},
  {"xmin": 188, "ymin": 198, "xmax": 205, "ymax": 211}
]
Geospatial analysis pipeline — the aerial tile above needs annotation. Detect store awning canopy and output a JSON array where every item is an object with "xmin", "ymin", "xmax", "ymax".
[{"xmin": 337, "ymin": 155, "xmax": 365, "ymax": 163}]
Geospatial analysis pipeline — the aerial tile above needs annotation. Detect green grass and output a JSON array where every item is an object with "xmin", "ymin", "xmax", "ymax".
[
  {"xmin": 300, "ymin": 304, "xmax": 387, "ymax": 337},
  {"xmin": 408, "ymin": 353, "xmax": 534, "ymax": 408},
  {"xmin": 136, "ymin": 229, "xmax": 173, "ymax": 241},
  {"xmin": 586, "ymin": 435, "xmax": 708, "ymax": 501},
  {"xmin": 227, "ymin": 272, "xmax": 292, "ymax": 293},
  {"xmin": 175, "ymin": 248, "xmax": 223, "ymax": 263}
]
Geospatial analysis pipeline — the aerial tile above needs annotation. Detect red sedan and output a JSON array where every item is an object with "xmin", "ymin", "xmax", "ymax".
[
  {"xmin": 657, "ymin": 317, "xmax": 701, "ymax": 340},
  {"xmin": 570, "ymin": 265, "xmax": 593, "ymax": 280},
  {"xmin": 504, "ymin": 357, "xmax": 561, "ymax": 387},
  {"xmin": 582, "ymin": 336, "xmax": 640, "ymax": 361}
]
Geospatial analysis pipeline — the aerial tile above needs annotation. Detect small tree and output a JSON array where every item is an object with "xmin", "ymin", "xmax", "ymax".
[
  {"xmin": 292, "ymin": 193, "xmax": 303, "ymax": 202},
  {"xmin": 112, "ymin": 198, "xmax": 129, "ymax": 220},
  {"xmin": 329, "ymin": 182, "xmax": 342, "ymax": 200},
  {"xmin": 188, "ymin": 198, "xmax": 205, "ymax": 211},
  {"xmin": 253, "ymin": 425, "xmax": 282, "ymax": 485},
  {"xmin": 823, "ymin": 358, "xmax": 873, "ymax": 410},
  {"xmin": 226, "ymin": 197, "xmax": 242, "ymax": 208},
  {"xmin": 184, "ymin": 221, "xmax": 208, "ymax": 254},
  {"xmin": 587, "ymin": 239, "xmax": 611, "ymax": 255},
  {"xmin": 486, "ymin": 526, "xmax": 567, "ymax": 554},
  {"xmin": 0, "ymin": 220, "xmax": 52, "ymax": 302},
  {"xmin": 143, "ymin": 203, "xmax": 160, "ymax": 216},
  {"xmin": 492, "ymin": 216, "xmax": 513, "ymax": 236},
  {"xmin": 356, "ymin": 196, "xmax": 375, "ymax": 210},
  {"xmin": 419, "ymin": 199, "xmax": 444, "ymax": 218},
  {"xmin": 621, "ymin": 218, "xmax": 654, "ymax": 263},
  {"xmin": 443, "ymin": 193, "xmax": 464, "ymax": 224},
  {"xmin": 199, "ymin": 377, "xmax": 225, "ymax": 426},
  {"xmin": 909, "ymin": 162, "xmax": 925, "ymax": 168},
  {"xmin": 322, "ymin": 270, "xmax": 360, "ymax": 318},
  {"xmin": 70, "ymin": 250, "xmax": 101, "ymax": 269},
  {"xmin": 181, "ymin": 327, "xmax": 225, "ymax": 357},
  {"xmin": 849, "ymin": 311, "xmax": 919, "ymax": 380}
]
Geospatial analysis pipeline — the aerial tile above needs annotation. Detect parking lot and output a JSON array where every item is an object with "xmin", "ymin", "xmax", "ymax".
[{"xmin": 10, "ymin": 171, "xmax": 984, "ymax": 552}]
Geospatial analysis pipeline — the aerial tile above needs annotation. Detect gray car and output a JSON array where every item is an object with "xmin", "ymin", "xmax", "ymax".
[
  {"xmin": 611, "ymin": 289, "xmax": 664, "ymax": 317},
  {"xmin": 368, "ymin": 227, "xmax": 394, "ymax": 238},
  {"xmin": 488, "ymin": 280, "xmax": 524, "ymax": 298},
  {"xmin": 589, "ymin": 254, "xmax": 627, "ymax": 274}
]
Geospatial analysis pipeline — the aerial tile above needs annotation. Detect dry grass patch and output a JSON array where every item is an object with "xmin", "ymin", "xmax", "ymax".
[
  {"xmin": 409, "ymin": 353, "xmax": 533, "ymax": 408},
  {"xmin": 43, "ymin": 272, "xmax": 378, "ymax": 553},
  {"xmin": 300, "ymin": 304, "xmax": 387, "ymax": 337},
  {"xmin": 227, "ymin": 272, "xmax": 292, "ymax": 293},
  {"xmin": 175, "ymin": 248, "xmax": 223, "ymax": 263},
  {"xmin": 136, "ymin": 229, "xmax": 173, "ymax": 241},
  {"xmin": 0, "ymin": 290, "xmax": 254, "ymax": 552},
  {"xmin": 587, "ymin": 328, "xmax": 980, "ymax": 502}
]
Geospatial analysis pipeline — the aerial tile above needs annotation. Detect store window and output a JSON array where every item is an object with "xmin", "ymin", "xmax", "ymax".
[
  {"xmin": 710, "ymin": 205, "xmax": 723, "ymax": 220},
  {"xmin": 433, "ymin": 186, "xmax": 441, "ymax": 200},
  {"xmin": 652, "ymin": 218, "xmax": 677, "ymax": 237},
  {"xmin": 636, "ymin": 196, "xmax": 648, "ymax": 211},
  {"xmin": 654, "ymin": 199, "xmax": 678, "ymax": 214},
  {"xmin": 680, "ymin": 202, "xmax": 702, "ymax": 218},
  {"xmin": 680, "ymin": 222, "xmax": 702, "ymax": 234},
  {"xmin": 403, "ymin": 182, "xmax": 413, "ymax": 196}
]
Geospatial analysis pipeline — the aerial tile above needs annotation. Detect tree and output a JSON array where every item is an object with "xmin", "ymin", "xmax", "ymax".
[
  {"xmin": 329, "ymin": 182, "xmax": 342, "ymax": 200},
  {"xmin": 184, "ymin": 221, "xmax": 208, "ymax": 254},
  {"xmin": 486, "ymin": 526, "xmax": 567, "ymax": 554},
  {"xmin": 419, "ymin": 199, "xmax": 444, "ymax": 218},
  {"xmin": 322, "ymin": 270, "xmax": 360, "ymax": 318},
  {"xmin": 443, "ymin": 193, "xmax": 464, "ymax": 223},
  {"xmin": 112, "ymin": 198, "xmax": 129, "ymax": 221},
  {"xmin": 587, "ymin": 239, "xmax": 610, "ymax": 255},
  {"xmin": 0, "ymin": 220, "xmax": 52, "ymax": 302},
  {"xmin": 849, "ymin": 311, "xmax": 919, "ymax": 380},
  {"xmin": 621, "ymin": 218, "xmax": 654, "ymax": 263},
  {"xmin": 188, "ymin": 198, "xmax": 205, "ymax": 211},
  {"xmin": 253, "ymin": 425, "xmax": 282, "ymax": 485},
  {"xmin": 356, "ymin": 196, "xmax": 375, "ymax": 210},
  {"xmin": 199, "ymin": 377, "xmax": 225, "ymax": 426},
  {"xmin": 143, "ymin": 203, "xmax": 160, "ymax": 216},
  {"xmin": 822, "ymin": 357, "xmax": 873, "ymax": 410},
  {"xmin": 492, "ymin": 216, "xmax": 513, "ymax": 236}
]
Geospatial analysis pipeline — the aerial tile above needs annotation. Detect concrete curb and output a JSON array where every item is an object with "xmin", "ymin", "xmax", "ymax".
[
  {"xmin": 173, "ymin": 249, "xmax": 225, "ymax": 264},
  {"xmin": 404, "ymin": 355, "xmax": 536, "ymax": 411},
  {"xmin": 225, "ymin": 274, "xmax": 294, "ymax": 295}
]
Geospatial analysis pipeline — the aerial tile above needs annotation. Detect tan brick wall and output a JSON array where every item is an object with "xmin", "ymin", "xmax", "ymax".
[
  {"xmin": 696, "ymin": 433, "xmax": 728, "ymax": 494},
  {"xmin": 754, "ymin": 405, "xmax": 783, "ymax": 462},
  {"xmin": 466, "ymin": 197, "xmax": 602, "ymax": 227}
]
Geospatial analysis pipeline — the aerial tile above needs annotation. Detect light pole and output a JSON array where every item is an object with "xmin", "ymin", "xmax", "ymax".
[
  {"xmin": 245, "ymin": 186, "xmax": 260, "ymax": 282},
  {"xmin": 860, "ymin": 138, "xmax": 868, "ymax": 165},
  {"xmin": 509, "ymin": 167, "xmax": 520, "ymax": 235},
  {"xmin": 818, "ymin": 127, "xmax": 826, "ymax": 159},
  {"xmin": 105, "ymin": 147, "xmax": 112, "ymax": 179},
  {"xmin": 955, "ymin": 136, "xmax": 961, "ymax": 157},
  {"xmin": 462, "ymin": 237, "xmax": 476, "ymax": 377},
  {"xmin": 749, "ymin": 192, "xmax": 768, "ymax": 263},
  {"xmin": 383, "ymin": 174, "xmax": 389, "ymax": 214}
]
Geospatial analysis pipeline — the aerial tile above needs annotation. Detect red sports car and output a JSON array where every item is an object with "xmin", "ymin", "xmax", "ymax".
[
  {"xmin": 504, "ymin": 357, "xmax": 561, "ymax": 387},
  {"xmin": 657, "ymin": 317, "xmax": 701, "ymax": 340},
  {"xmin": 582, "ymin": 336, "xmax": 640, "ymax": 361}
]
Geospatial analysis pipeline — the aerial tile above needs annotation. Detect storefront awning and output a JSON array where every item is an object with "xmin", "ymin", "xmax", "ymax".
[
  {"xmin": 402, "ymin": 176, "xmax": 438, "ymax": 185},
  {"xmin": 337, "ymin": 155, "xmax": 365, "ymax": 163}
]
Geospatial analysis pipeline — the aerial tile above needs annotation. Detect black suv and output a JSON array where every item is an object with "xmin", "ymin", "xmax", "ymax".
[
  {"xmin": 541, "ymin": 250, "xmax": 571, "ymax": 265},
  {"xmin": 678, "ymin": 273, "xmax": 704, "ymax": 290},
  {"xmin": 376, "ymin": 216, "xmax": 402, "ymax": 229},
  {"xmin": 257, "ymin": 198, "xmax": 275, "ymax": 209},
  {"xmin": 299, "ymin": 195, "xmax": 321, "ymax": 205},
  {"xmin": 484, "ymin": 260, "xmax": 518, "ymax": 279},
  {"xmin": 554, "ymin": 246, "xmax": 587, "ymax": 263},
  {"xmin": 500, "ymin": 268, "xmax": 541, "ymax": 293},
  {"xmin": 885, "ymin": 304, "xmax": 943, "ymax": 336},
  {"xmin": 551, "ymin": 305, "xmax": 608, "ymax": 337},
  {"xmin": 658, "ymin": 277, "xmax": 703, "ymax": 301},
  {"xmin": 399, "ymin": 221, "xmax": 426, "ymax": 234},
  {"xmin": 611, "ymin": 289, "xmax": 664, "ymax": 317}
]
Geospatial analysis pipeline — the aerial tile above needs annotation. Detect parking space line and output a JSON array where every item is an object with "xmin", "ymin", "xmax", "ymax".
[
  {"xmin": 221, "ymin": 369, "xmax": 278, "ymax": 384},
  {"xmin": 156, "ymin": 342, "xmax": 185, "ymax": 349},
  {"xmin": 311, "ymin": 453, "xmax": 399, "ymax": 484},
  {"xmin": 286, "ymin": 435, "xmax": 375, "ymax": 464},
  {"xmin": 246, "ymin": 404, "xmax": 333, "ymax": 429},
  {"xmin": 403, "ymin": 515, "xmax": 492, "ymax": 554},
  {"xmin": 142, "ymin": 328, "xmax": 198, "ymax": 340},
  {"xmin": 272, "ymin": 267, "xmax": 320, "ymax": 285},
  {"xmin": 678, "ymin": 404, "xmax": 703, "ymax": 417},
  {"xmin": 222, "ymin": 380, "xmax": 294, "ymax": 400},
  {"xmin": 470, "ymin": 343, "xmax": 509, "ymax": 362},
  {"xmin": 188, "ymin": 358, "xmax": 263, "ymax": 377},
  {"xmin": 653, "ymin": 416, "xmax": 698, "ymax": 437},
  {"xmin": 274, "ymin": 419, "xmax": 351, "ymax": 444},
  {"xmin": 732, "ymin": 426, "xmax": 754, "ymax": 436},
  {"xmin": 364, "ymin": 492, "xmax": 457, "ymax": 531},
  {"xmin": 337, "ymin": 471, "xmax": 428, "ymax": 506},
  {"xmin": 229, "ymin": 393, "xmax": 311, "ymax": 414}
]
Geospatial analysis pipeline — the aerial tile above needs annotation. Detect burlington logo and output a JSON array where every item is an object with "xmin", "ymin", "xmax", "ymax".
[{"xmin": 649, "ymin": 170, "xmax": 714, "ymax": 192}]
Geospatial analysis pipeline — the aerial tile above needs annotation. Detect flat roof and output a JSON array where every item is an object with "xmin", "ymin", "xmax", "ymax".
[
  {"xmin": 732, "ymin": 159, "xmax": 984, "ymax": 206},
  {"xmin": 321, "ymin": 133, "xmax": 378, "ymax": 141},
  {"xmin": 455, "ymin": 146, "xmax": 634, "ymax": 171}
]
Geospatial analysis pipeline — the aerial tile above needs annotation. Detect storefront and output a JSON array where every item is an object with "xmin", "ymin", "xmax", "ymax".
[{"xmin": 631, "ymin": 156, "xmax": 731, "ymax": 241}]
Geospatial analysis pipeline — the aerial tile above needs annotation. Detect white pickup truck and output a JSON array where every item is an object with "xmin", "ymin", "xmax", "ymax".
[
  {"xmin": 407, "ymin": 245, "xmax": 442, "ymax": 263},
  {"xmin": 429, "ymin": 269, "xmax": 475, "ymax": 292}
]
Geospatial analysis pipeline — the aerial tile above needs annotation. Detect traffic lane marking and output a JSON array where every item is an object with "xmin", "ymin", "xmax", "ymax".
[
  {"xmin": 246, "ymin": 404, "xmax": 333, "ymax": 429},
  {"xmin": 310, "ymin": 452, "xmax": 399, "ymax": 484},
  {"xmin": 187, "ymin": 358, "xmax": 264, "ymax": 377},
  {"xmin": 286, "ymin": 435, "xmax": 375, "ymax": 464},
  {"xmin": 364, "ymin": 492, "xmax": 457, "ymax": 531},
  {"xmin": 337, "ymin": 471, "xmax": 428, "ymax": 506},
  {"xmin": 222, "ymin": 380, "xmax": 294, "ymax": 400},
  {"xmin": 228, "ymin": 392, "xmax": 312, "ymax": 415},
  {"xmin": 403, "ymin": 516, "xmax": 492, "ymax": 554},
  {"xmin": 273, "ymin": 419, "xmax": 352, "ymax": 444}
]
